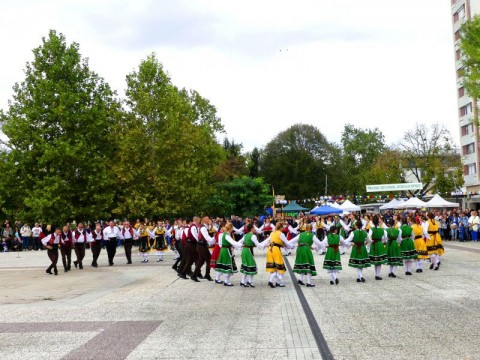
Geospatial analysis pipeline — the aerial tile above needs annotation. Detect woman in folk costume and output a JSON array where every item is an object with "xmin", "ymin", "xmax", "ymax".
[
  {"xmin": 151, "ymin": 221, "xmax": 168, "ymax": 262},
  {"xmin": 413, "ymin": 216, "xmax": 428, "ymax": 272},
  {"xmin": 321, "ymin": 226, "xmax": 350, "ymax": 285},
  {"xmin": 290, "ymin": 224, "xmax": 323, "ymax": 287},
  {"xmin": 385, "ymin": 218, "xmax": 403, "ymax": 278},
  {"xmin": 336, "ymin": 214, "xmax": 351, "ymax": 255},
  {"xmin": 346, "ymin": 220, "xmax": 371, "ymax": 283},
  {"xmin": 211, "ymin": 221, "xmax": 225, "ymax": 284},
  {"xmin": 136, "ymin": 224, "xmax": 151, "ymax": 263},
  {"xmin": 215, "ymin": 223, "xmax": 243, "ymax": 287},
  {"xmin": 368, "ymin": 215, "xmax": 388, "ymax": 280},
  {"xmin": 239, "ymin": 223, "xmax": 263, "ymax": 287},
  {"xmin": 399, "ymin": 217, "xmax": 418, "ymax": 275},
  {"xmin": 261, "ymin": 222, "xmax": 293, "ymax": 288},
  {"xmin": 423, "ymin": 212, "xmax": 443, "ymax": 271},
  {"xmin": 362, "ymin": 215, "xmax": 373, "ymax": 252}
]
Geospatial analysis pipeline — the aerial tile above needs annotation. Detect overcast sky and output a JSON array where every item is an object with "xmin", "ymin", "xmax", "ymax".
[{"xmin": 0, "ymin": 0, "xmax": 459, "ymax": 151}]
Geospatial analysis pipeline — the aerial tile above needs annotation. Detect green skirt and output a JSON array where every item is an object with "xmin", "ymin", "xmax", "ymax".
[
  {"xmin": 400, "ymin": 239, "xmax": 418, "ymax": 260},
  {"xmin": 240, "ymin": 247, "xmax": 257, "ymax": 275},
  {"xmin": 369, "ymin": 241, "xmax": 387, "ymax": 265},
  {"xmin": 323, "ymin": 247, "xmax": 342, "ymax": 271},
  {"xmin": 293, "ymin": 246, "xmax": 317, "ymax": 275},
  {"xmin": 215, "ymin": 247, "xmax": 237, "ymax": 274},
  {"xmin": 386, "ymin": 241, "xmax": 403, "ymax": 266},
  {"xmin": 348, "ymin": 242, "xmax": 371, "ymax": 269}
]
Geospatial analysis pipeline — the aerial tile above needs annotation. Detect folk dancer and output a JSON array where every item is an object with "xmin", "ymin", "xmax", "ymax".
[
  {"xmin": 60, "ymin": 225, "xmax": 73, "ymax": 272},
  {"xmin": 151, "ymin": 221, "xmax": 168, "ymax": 262},
  {"xmin": 192, "ymin": 216, "xmax": 215, "ymax": 282},
  {"xmin": 42, "ymin": 228, "xmax": 62, "ymax": 275},
  {"xmin": 73, "ymin": 222, "xmax": 92, "ymax": 270},
  {"xmin": 214, "ymin": 223, "xmax": 243, "ymax": 287},
  {"xmin": 412, "ymin": 217, "xmax": 428, "ymax": 272},
  {"xmin": 103, "ymin": 220, "xmax": 121, "ymax": 266},
  {"xmin": 290, "ymin": 224, "xmax": 323, "ymax": 287},
  {"xmin": 90, "ymin": 223, "xmax": 103, "ymax": 267},
  {"xmin": 239, "ymin": 223, "xmax": 263, "ymax": 287},
  {"xmin": 346, "ymin": 220, "xmax": 371, "ymax": 283},
  {"xmin": 120, "ymin": 221, "xmax": 136, "ymax": 264},
  {"xmin": 179, "ymin": 217, "xmax": 200, "ymax": 279},
  {"xmin": 368, "ymin": 215, "xmax": 388, "ymax": 280},
  {"xmin": 321, "ymin": 226, "xmax": 351, "ymax": 285},
  {"xmin": 424, "ymin": 213, "xmax": 444, "ymax": 271},
  {"xmin": 399, "ymin": 217, "xmax": 418, "ymax": 275},
  {"xmin": 385, "ymin": 219, "xmax": 403, "ymax": 278},
  {"xmin": 262, "ymin": 222, "xmax": 293, "ymax": 288},
  {"xmin": 137, "ymin": 224, "xmax": 151, "ymax": 263},
  {"xmin": 211, "ymin": 222, "xmax": 225, "ymax": 284}
]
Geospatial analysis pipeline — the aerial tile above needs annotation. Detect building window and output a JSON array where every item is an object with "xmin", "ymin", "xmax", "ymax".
[
  {"xmin": 454, "ymin": 12, "xmax": 459, "ymax": 23},
  {"xmin": 459, "ymin": 5, "xmax": 466, "ymax": 20},
  {"xmin": 460, "ymin": 103, "xmax": 473, "ymax": 117},
  {"xmin": 455, "ymin": 30, "xmax": 461, "ymax": 41},
  {"xmin": 456, "ymin": 49, "xmax": 462, "ymax": 60},
  {"xmin": 464, "ymin": 163, "xmax": 476, "ymax": 175},
  {"xmin": 452, "ymin": 0, "xmax": 457, "ymax": 5},
  {"xmin": 461, "ymin": 123, "xmax": 474, "ymax": 136},
  {"xmin": 463, "ymin": 143, "xmax": 475, "ymax": 155},
  {"xmin": 458, "ymin": 86, "xmax": 465, "ymax": 97}
]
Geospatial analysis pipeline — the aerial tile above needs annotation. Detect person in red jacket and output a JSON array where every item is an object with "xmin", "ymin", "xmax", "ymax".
[{"xmin": 41, "ymin": 228, "xmax": 62, "ymax": 275}]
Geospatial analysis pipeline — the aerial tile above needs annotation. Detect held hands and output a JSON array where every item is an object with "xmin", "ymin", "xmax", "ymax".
[{"xmin": 46, "ymin": 245, "xmax": 53, "ymax": 250}]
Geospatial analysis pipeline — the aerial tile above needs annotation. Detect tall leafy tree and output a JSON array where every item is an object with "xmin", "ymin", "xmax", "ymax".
[
  {"xmin": 113, "ymin": 54, "xmax": 224, "ymax": 218},
  {"xmin": 247, "ymin": 147, "xmax": 260, "ymax": 178},
  {"xmin": 460, "ymin": 15, "xmax": 480, "ymax": 100},
  {"xmin": 259, "ymin": 123, "xmax": 335, "ymax": 199},
  {"xmin": 0, "ymin": 30, "xmax": 119, "ymax": 223}
]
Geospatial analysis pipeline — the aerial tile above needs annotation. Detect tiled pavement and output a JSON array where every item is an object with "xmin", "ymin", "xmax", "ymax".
[{"xmin": 0, "ymin": 241, "xmax": 479, "ymax": 359}]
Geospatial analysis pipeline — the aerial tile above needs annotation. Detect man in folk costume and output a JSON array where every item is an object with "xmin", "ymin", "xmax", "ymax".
[
  {"xmin": 172, "ymin": 219, "xmax": 183, "ymax": 271},
  {"xmin": 260, "ymin": 218, "xmax": 274, "ymax": 242},
  {"xmin": 179, "ymin": 217, "xmax": 200, "ymax": 279},
  {"xmin": 90, "ymin": 223, "xmax": 104, "ymax": 268},
  {"xmin": 120, "ymin": 221, "xmax": 136, "ymax": 264},
  {"xmin": 73, "ymin": 222, "xmax": 93, "ymax": 270},
  {"xmin": 42, "ymin": 228, "xmax": 62, "ymax": 275},
  {"xmin": 103, "ymin": 220, "xmax": 121, "ymax": 266},
  {"xmin": 176, "ymin": 220, "xmax": 191, "ymax": 276},
  {"xmin": 60, "ymin": 225, "xmax": 74, "ymax": 272},
  {"xmin": 192, "ymin": 216, "xmax": 215, "ymax": 282}
]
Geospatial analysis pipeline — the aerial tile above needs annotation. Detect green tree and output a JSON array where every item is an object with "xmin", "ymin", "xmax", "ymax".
[
  {"xmin": 340, "ymin": 124, "xmax": 387, "ymax": 193},
  {"xmin": 0, "ymin": 30, "xmax": 119, "ymax": 224},
  {"xmin": 247, "ymin": 147, "xmax": 260, "ymax": 178},
  {"xmin": 460, "ymin": 16, "xmax": 480, "ymax": 100},
  {"xmin": 114, "ymin": 54, "xmax": 224, "ymax": 218},
  {"xmin": 207, "ymin": 176, "xmax": 272, "ymax": 217},
  {"xmin": 399, "ymin": 123, "xmax": 463, "ymax": 194},
  {"xmin": 213, "ymin": 138, "xmax": 247, "ymax": 182},
  {"xmin": 259, "ymin": 123, "xmax": 335, "ymax": 199}
]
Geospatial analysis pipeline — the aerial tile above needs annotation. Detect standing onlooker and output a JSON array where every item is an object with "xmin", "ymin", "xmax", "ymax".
[
  {"xmin": 449, "ymin": 212, "xmax": 459, "ymax": 241},
  {"xmin": 31, "ymin": 223, "xmax": 43, "ymax": 250},
  {"xmin": 1, "ymin": 224, "xmax": 14, "ymax": 251},
  {"xmin": 20, "ymin": 223, "xmax": 32, "ymax": 250},
  {"xmin": 470, "ymin": 211, "xmax": 480, "ymax": 242}
]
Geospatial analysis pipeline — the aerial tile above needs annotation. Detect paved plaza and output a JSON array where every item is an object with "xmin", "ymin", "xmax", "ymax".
[{"xmin": 0, "ymin": 243, "xmax": 479, "ymax": 360}]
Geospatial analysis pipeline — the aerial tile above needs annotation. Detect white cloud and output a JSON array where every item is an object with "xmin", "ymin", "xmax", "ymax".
[{"xmin": 0, "ymin": 0, "xmax": 459, "ymax": 150}]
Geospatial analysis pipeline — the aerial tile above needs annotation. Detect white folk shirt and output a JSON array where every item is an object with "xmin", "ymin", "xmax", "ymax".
[
  {"xmin": 41, "ymin": 233, "xmax": 61, "ymax": 246},
  {"xmin": 199, "ymin": 224, "xmax": 214, "ymax": 246},
  {"xmin": 103, "ymin": 226, "xmax": 121, "ymax": 240},
  {"xmin": 73, "ymin": 228, "xmax": 93, "ymax": 243}
]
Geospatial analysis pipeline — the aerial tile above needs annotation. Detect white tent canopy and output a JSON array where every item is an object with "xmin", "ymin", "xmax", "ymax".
[
  {"xmin": 379, "ymin": 198, "xmax": 404, "ymax": 210},
  {"xmin": 426, "ymin": 194, "xmax": 460, "ymax": 208},
  {"xmin": 327, "ymin": 202, "xmax": 342, "ymax": 209},
  {"xmin": 398, "ymin": 197, "xmax": 426, "ymax": 208},
  {"xmin": 339, "ymin": 199, "xmax": 361, "ymax": 212}
]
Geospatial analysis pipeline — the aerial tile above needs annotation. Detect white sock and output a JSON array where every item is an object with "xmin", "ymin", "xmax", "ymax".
[
  {"xmin": 375, "ymin": 265, "xmax": 381, "ymax": 277},
  {"xmin": 278, "ymin": 273, "xmax": 285, "ymax": 285},
  {"xmin": 224, "ymin": 274, "xmax": 231, "ymax": 284},
  {"xmin": 306, "ymin": 273, "xmax": 312, "ymax": 285},
  {"xmin": 392, "ymin": 266, "xmax": 397, "ymax": 274},
  {"xmin": 248, "ymin": 275, "xmax": 254, "ymax": 284},
  {"xmin": 269, "ymin": 272, "xmax": 277, "ymax": 283},
  {"xmin": 241, "ymin": 274, "xmax": 247, "ymax": 284},
  {"xmin": 330, "ymin": 272, "xmax": 335, "ymax": 281},
  {"xmin": 215, "ymin": 272, "xmax": 222, "ymax": 281},
  {"xmin": 356, "ymin": 268, "xmax": 363, "ymax": 279}
]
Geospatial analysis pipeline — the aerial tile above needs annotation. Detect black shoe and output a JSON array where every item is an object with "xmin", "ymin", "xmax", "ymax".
[
  {"xmin": 357, "ymin": 278, "xmax": 361, "ymax": 283},
  {"xmin": 391, "ymin": 273, "xmax": 396, "ymax": 278},
  {"xmin": 388, "ymin": 273, "xmax": 392, "ymax": 278},
  {"xmin": 419, "ymin": 269, "xmax": 423, "ymax": 273},
  {"xmin": 247, "ymin": 282, "xmax": 255, "ymax": 288},
  {"xmin": 297, "ymin": 280, "xmax": 305, "ymax": 286},
  {"xmin": 240, "ymin": 282, "xmax": 248, "ymax": 287},
  {"xmin": 335, "ymin": 278, "xmax": 339, "ymax": 285},
  {"xmin": 224, "ymin": 283, "xmax": 234, "ymax": 287},
  {"xmin": 68, "ymin": 265, "xmax": 71, "ymax": 271},
  {"xmin": 215, "ymin": 279, "xmax": 223, "ymax": 284},
  {"xmin": 172, "ymin": 265, "xmax": 177, "ymax": 271},
  {"xmin": 330, "ymin": 281, "xmax": 334, "ymax": 285},
  {"xmin": 79, "ymin": 263, "xmax": 83, "ymax": 270},
  {"xmin": 46, "ymin": 268, "xmax": 52, "ymax": 275},
  {"xmin": 375, "ymin": 276, "xmax": 382, "ymax": 280},
  {"xmin": 275, "ymin": 283, "xmax": 281, "ymax": 287},
  {"xmin": 306, "ymin": 283, "xmax": 315, "ymax": 287},
  {"xmin": 405, "ymin": 272, "xmax": 412, "ymax": 276},
  {"xmin": 92, "ymin": 263, "xmax": 98, "ymax": 268},
  {"xmin": 268, "ymin": 282, "xmax": 275, "ymax": 288},
  {"xmin": 197, "ymin": 274, "xmax": 204, "ymax": 279},
  {"xmin": 179, "ymin": 273, "xmax": 187, "ymax": 279},
  {"xmin": 278, "ymin": 284, "xmax": 286, "ymax": 287},
  {"xmin": 204, "ymin": 275, "xmax": 213, "ymax": 281},
  {"xmin": 190, "ymin": 276, "xmax": 200, "ymax": 282},
  {"xmin": 434, "ymin": 266, "xmax": 439, "ymax": 271},
  {"xmin": 54, "ymin": 270, "xmax": 58, "ymax": 276},
  {"xmin": 429, "ymin": 264, "xmax": 434, "ymax": 270},
  {"xmin": 109, "ymin": 262, "xmax": 114, "ymax": 266},
  {"xmin": 74, "ymin": 261, "xmax": 78, "ymax": 268},
  {"xmin": 361, "ymin": 277, "xmax": 366, "ymax": 283},
  {"xmin": 64, "ymin": 267, "xmax": 68, "ymax": 272},
  {"xmin": 127, "ymin": 261, "xmax": 132, "ymax": 264},
  {"xmin": 415, "ymin": 269, "xmax": 421, "ymax": 273}
]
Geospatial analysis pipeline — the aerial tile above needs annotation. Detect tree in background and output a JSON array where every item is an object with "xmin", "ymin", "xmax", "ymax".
[
  {"xmin": 247, "ymin": 147, "xmax": 260, "ymax": 178},
  {"xmin": 399, "ymin": 123, "xmax": 463, "ymax": 194},
  {"xmin": 0, "ymin": 30, "xmax": 119, "ymax": 223},
  {"xmin": 114, "ymin": 54, "xmax": 224, "ymax": 218},
  {"xmin": 460, "ymin": 16, "xmax": 480, "ymax": 100},
  {"xmin": 259, "ymin": 124, "xmax": 335, "ymax": 199},
  {"xmin": 213, "ymin": 138, "xmax": 247, "ymax": 182}
]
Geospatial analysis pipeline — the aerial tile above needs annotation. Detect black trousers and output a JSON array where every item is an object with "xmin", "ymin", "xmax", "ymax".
[
  {"xmin": 74, "ymin": 243, "xmax": 86, "ymax": 265},
  {"xmin": 124, "ymin": 239, "xmax": 133, "ymax": 263},
  {"xmin": 61, "ymin": 244, "xmax": 72, "ymax": 270},
  {"xmin": 173, "ymin": 240, "xmax": 183, "ymax": 269},
  {"xmin": 180, "ymin": 242, "xmax": 197, "ymax": 275},
  {"xmin": 106, "ymin": 238, "xmax": 117, "ymax": 265},
  {"xmin": 47, "ymin": 245, "xmax": 59, "ymax": 271},
  {"xmin": 194, "ymin": 243, "xmax": 211, "ymax": 277},
  {"xmin": 91, "ymin": 241, "xmax": 102, "ymax": 265}
]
